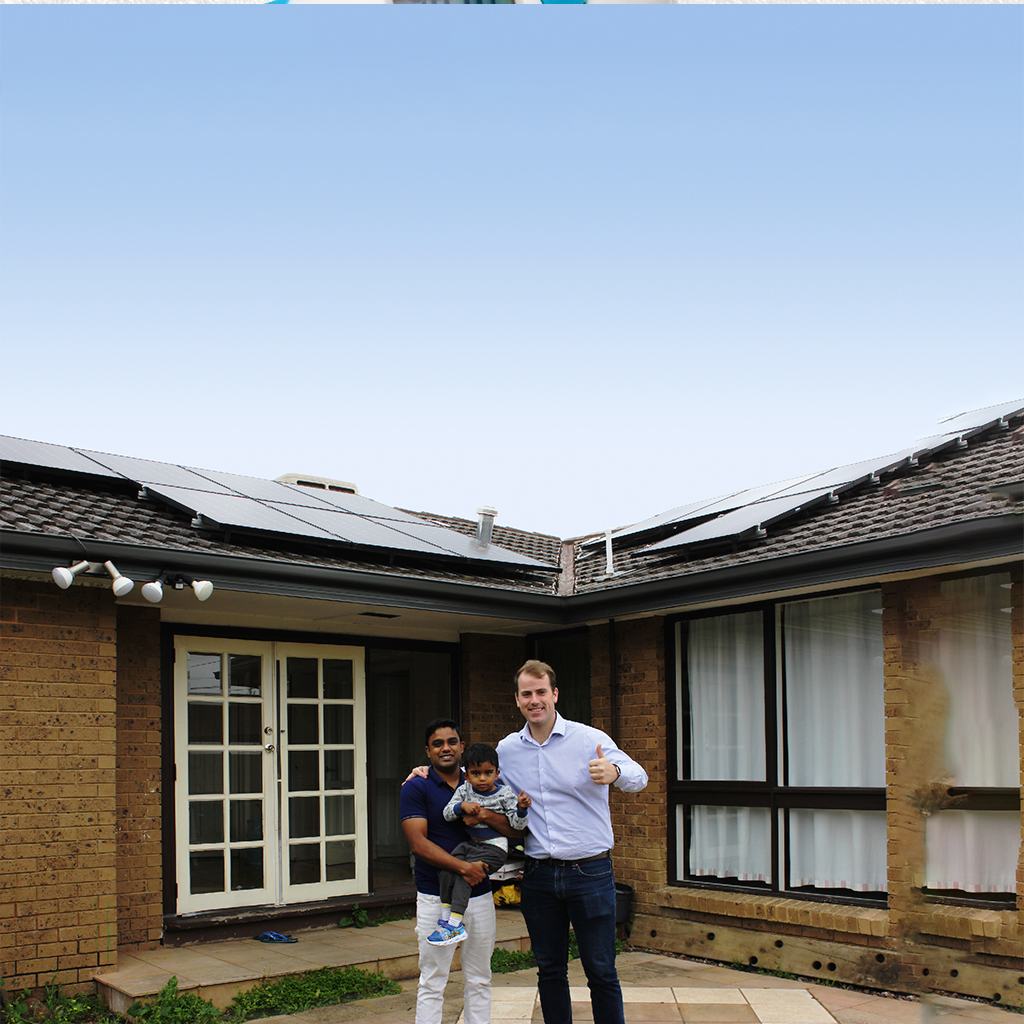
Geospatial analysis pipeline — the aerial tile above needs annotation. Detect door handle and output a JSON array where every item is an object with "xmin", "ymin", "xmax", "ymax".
[{"xmin": 264, "ymin": 743, "xmax": 276, "ymax": 753}]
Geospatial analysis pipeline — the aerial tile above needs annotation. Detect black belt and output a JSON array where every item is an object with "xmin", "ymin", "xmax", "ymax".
[{"xmin": 528, "ymin": 852, "xmax": 610, "ymax": 868}]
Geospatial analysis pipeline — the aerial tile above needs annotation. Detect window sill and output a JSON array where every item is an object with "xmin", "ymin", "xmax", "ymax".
[{"xmin": 654, "ymin": 886, "xmax": 889, "ymax": 938}]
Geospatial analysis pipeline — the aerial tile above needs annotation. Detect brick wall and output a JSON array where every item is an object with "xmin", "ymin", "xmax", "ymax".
[
  {"xmin": 1, "ymin": 578, "xmax": 119, "ymax": 994},
  {"xmin": 115, "ymin": 606, "xmax": 163, "ymax": 950},
  {"xmin": 591, "ymin": 618, "xmax": 667, "ymax": 914},
  {"xmin": 459, "ymin": 633, "xmax": 526, "ymax": 747}
]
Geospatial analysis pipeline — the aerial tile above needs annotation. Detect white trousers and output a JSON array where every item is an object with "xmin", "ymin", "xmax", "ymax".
[{"xmin": 415, "ymin": 890, "xmax": 495, "ymax": 1024}]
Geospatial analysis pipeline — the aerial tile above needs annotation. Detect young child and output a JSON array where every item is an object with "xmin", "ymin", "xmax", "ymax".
[{"xmin": 427, "ymin": 742, "xmax": 531, "ymax": 946}]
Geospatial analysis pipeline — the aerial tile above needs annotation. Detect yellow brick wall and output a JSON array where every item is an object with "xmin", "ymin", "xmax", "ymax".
[
  {"xmin": 1, "ymin": 578, "xmax": 119, "ymax": 993},
  {"xmin": 115, "ymin": 606, "xmax": 163, "ymax": 950},
  {"xmin": 459, "ymin": 633, "xmax": 527, "ymax": 748},
  {"xmin": 590, "ymin": 618, "xmax": 668, "ymax": 912}
]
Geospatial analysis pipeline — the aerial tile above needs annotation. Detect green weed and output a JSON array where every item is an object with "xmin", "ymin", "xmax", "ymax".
[
  {"xmin": 127, "ymin": 976, "xmax": 221, "ymax": 1024},
  {"xmin": 1, "ymin": 978, "xmax": 119, "ymax": 1024},
  {"xmin": 227, "ymin": 966, "xmax": 400, "ymax": 1020}
]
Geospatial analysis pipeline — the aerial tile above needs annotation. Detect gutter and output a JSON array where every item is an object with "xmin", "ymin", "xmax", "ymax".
[{"xmin": 2, "ymin": 513, "xmax": 1019, "ymax": 626}]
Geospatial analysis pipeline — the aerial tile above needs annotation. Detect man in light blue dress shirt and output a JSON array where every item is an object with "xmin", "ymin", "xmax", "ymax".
[{"xmin": 495, "ymin": 660, "xmax": 648, "ymax": 1024}]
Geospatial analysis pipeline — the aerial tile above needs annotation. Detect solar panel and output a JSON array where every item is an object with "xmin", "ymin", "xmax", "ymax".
[
  {"xmin": 184, "ymin": 468, "xmax": 338, "ymax": 507},
  {"xmin": 262, "ymin": 502, "xmax": 453, "ymax": 555},
  {"xmin": 74, "ymin": 450, "xmax": 237, "ymax": 492},
  {"xmin": 938, "ymin": 399, "xmax": 1024, "ymax": 436},
  {"xmin": 0, "ymin": 436, "xmax": 121, "ymax": 478},
  {"xmin": 289, "ymin": 486, "xmax": 428, "ymax": 524},
  {"xmin": 372, "ymin": 517, "xmax": 551, "ymax": 567},
  {"xmin": 767, "ymin": 449, "xmax": 918, "ymax": 500},
  {"xmin": 644, "ymin": 487, "xmax": 839, "ymax": 552},
  {"xmin": 145, "ymin": 486, "xmax": 338, "ymax": 540}
]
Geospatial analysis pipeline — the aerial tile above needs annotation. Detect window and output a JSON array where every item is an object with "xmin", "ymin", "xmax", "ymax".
[
  {"xmin": 924, "ymin": 572, "xmax": 1018, "ymax": 901},
  {"xmin": 671, "ymin": 590, "xmax": 886, "ymax": 900}
]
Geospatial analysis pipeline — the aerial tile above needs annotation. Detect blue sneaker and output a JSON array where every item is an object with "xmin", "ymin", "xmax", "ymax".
[{"xmin": 426, "ymin": 920, "xmax": 467, "ymax": 946}]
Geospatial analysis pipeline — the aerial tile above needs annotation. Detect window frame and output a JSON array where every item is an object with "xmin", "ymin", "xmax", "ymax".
[{"xmin": 667, "ymin": 587, "xmax": 888, "ymax": 907}]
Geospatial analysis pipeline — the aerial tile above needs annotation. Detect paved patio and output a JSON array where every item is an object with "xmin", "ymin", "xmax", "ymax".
[{"xmin": 94, "ymin": 912, "xmax": 1017, "ymax": 1024}]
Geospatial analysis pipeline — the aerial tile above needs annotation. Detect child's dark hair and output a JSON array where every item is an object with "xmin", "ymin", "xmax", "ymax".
[{"xmin": 464, "ymin": 742, "xmax": 499, "ymax": 769}]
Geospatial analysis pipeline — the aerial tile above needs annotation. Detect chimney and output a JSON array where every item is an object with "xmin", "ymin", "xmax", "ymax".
[{"xmin": 476, "ymin": 506, "xmax": 498, "ymax": 546}]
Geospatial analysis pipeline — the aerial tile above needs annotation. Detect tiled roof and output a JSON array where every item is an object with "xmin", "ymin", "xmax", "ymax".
[
  {"xmin": 2, "ymin": 412, "xmax": 1020, "ymax": 603},
  {"xmin": 0, "ymin": 474, "xmax": 560, "ymax": 594},
  {"xmin": 571, "ymin": 419, "xmax": 1024, "ymax": 593},
  {"xmin": 401, "ymin": 509, "xmax": 563, "ymax": 567}
]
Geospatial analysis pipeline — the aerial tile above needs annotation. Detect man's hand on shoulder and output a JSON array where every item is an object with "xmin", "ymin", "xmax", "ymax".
[
  {"xmin": 587, "ymin": 744, "xmax": 620, "ymax": 786},
  {"xmin": 402, "ymin": 765, "xmax": 429, "ymax": 784}
]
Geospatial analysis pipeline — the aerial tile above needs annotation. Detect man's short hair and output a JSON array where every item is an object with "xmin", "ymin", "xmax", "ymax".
[
  {"xmin": 423, "ymin": 717, "xmax": 462, "ymax": 746},
  {"xmin": 514, "ymin": 659, "xmax": 556, "ymax": 692},
  {"xmin": 463, "ymin": 742, "xmax": 499, "ymax": 769}
]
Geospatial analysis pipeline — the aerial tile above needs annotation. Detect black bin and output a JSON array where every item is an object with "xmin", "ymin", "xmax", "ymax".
[{"xmin": 614, "ymin": 882, "xmax": 633, "ymax": 924}]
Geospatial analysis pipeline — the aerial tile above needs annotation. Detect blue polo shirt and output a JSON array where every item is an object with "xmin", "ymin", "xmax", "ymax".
[{"xmin": 399, "ymin": 767, "xmax": 491, "ymax": 899}]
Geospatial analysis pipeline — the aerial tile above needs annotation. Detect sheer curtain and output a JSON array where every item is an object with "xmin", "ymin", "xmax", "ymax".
[
  {"xmin": 925, "ymin": 574, "xmax": 1016, "ymax": 893},
  {"xmin": 686, "ymin": 611, "xmax": 767, "ymax": 880},
  {"xmin": 785, "ymin": 592, "xmax": 886, "ymax": 891}
]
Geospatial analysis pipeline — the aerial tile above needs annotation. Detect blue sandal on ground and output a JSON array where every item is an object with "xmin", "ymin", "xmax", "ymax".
[{"xmin": 253, "ymin": 931, "xmax": 298, "ymax": 942}]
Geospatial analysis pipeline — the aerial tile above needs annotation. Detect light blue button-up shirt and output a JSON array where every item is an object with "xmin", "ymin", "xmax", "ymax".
[{"xmin": 496, "ymin": 713, "xmax": 648, "ymax": 861}]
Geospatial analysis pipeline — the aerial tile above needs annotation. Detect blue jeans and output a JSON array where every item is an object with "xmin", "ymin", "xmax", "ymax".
[{"xmin": 520, "ymin": 856, "xmax": 622, "ymax": 1024}]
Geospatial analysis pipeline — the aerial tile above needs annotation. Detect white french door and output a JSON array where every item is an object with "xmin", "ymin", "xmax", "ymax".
[{"xmin": 174, "ymin": 638, "xmax": 367, "ymax": 914}]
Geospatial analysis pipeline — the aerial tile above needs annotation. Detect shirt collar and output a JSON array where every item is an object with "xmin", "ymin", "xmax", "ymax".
[
  {"xmin": 518, "ymin": 712, "xmax": 566, "ymax": 746},
  {"xmin": 428, "ymin": 766, "xmax": 463, "ymax": 790}
]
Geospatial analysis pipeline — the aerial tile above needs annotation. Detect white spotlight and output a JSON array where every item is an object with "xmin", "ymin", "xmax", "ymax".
[
  {"xmin": 191, "ymin": 580, "xmax": 214, "ymax": 602},
  {"xmin": 52, "ymin": 561, "xmax": 90, "ymax": 589},
  {"xmin": 104, "ymin": 561, "xmax": 135, "ymax": 597},
  {"xmin": 141, "ymin": 580, "xmax": 164, "ymax": 604}
]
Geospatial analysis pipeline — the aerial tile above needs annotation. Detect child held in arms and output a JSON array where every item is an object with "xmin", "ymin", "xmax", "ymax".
[{"xmin": 427, "ymin": 743, "xmax": 531, "ymax": 946}]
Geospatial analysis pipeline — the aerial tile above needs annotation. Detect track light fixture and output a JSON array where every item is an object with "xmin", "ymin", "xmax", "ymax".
[
  {"xmin": 141, "ymin": 572, "xmax": 214, "ymax": 604},
  {"xmin": 104, "ymin": 561, "xmax": 135, "ymax": 597},
  {"xmin": 52, "ymin": 560, "xmax": 91, "ymax": 589}
]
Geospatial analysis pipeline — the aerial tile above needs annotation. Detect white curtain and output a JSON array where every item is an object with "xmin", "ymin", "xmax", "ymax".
[
  {"xmin": 789, "ymin": 810, "xmax": 887, "ymax": 891},
  {"xmin": 784, "ymin": 591, "xmax": 884, "ymax": 788},
  {"xmin": 686, "ymin": 805, "xmax": 771, "ymax": 882},
  {"xmin": 926, "ymin": 812, "xmax": 1019, "ymax": 893},
  {"xmin": 688, "ymin": 611, "xmax": 765, "ymax": 781},
  {"xmin": 784, "ymin": 592, "xmax": 885, "ymax": 888},
  {"xmin": 925, "ymin": 573, "xmax": 1017, "ymax": 893},
  {"xmin": 685, "ymin": 611, "xmax": 767, "ymax": 879}
]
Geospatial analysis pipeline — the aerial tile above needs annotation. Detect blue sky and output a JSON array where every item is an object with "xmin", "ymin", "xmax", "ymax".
[{"xmin": 2, "ymin": 7, "xmax": 1020, "ymax": 538}]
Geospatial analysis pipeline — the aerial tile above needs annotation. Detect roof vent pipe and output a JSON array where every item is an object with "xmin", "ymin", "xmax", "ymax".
[
  {"xmin": 605, "ymin": 528, "xmax": 615, "ymax": 576},
  {"xmin": 476, "ymin": 506, "xmax": 497, "ymax": 546}
]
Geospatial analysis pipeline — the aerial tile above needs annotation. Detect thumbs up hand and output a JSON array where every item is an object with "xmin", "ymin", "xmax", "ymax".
[{"xmin": 588, "ymin": 743, "xmax": 618, "ymax": 786}]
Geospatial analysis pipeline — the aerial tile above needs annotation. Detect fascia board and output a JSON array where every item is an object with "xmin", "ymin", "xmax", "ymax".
[
  {"xmin": 0, "ymin": 529, "xmax": 568, "ymax": 623},
  {"xmin": 563, "ymin": 514, "xmax": 1023, "ymax": 621}
]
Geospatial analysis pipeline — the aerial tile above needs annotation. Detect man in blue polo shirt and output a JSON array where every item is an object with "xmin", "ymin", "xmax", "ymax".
[{"xmin": 400, "ymin": 718, "xmax": 519, "ymax": 1024}]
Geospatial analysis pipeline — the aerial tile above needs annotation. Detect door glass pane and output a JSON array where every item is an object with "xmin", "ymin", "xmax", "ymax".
[
  {"xmin": 326, "ymin": 840, "xmax": 355, "ymax": 882},
  {"xmin": 187, "ymin": 653, "xmax": 222, "ymax": 696},
  {"xmin": 324, "ymin": 750, "xmax": 354, "ymax": 790},
  {"xmin": 189, "ymin": 802, "xmax": 224, "ymax": 845},
  {"xmin": 288, "ymin": 704, "xmax": 318, "ymax": 744},
  {"xmin": 290, "ymin": 843, "xmax": 320, "ymax": 885},
  {"xmin": 189, "ymin": 753, "xmax": 223, "ymax": 794},
  {"xmin": 289, "ymin": 751, "xmax": 319, "ymax": 791},
  {"xmin": 191, "ymin": 851, "xmax": 224, "ymax": 894},
  {"xmin": 229, "ymin": 753, "xmax": 261, "ymax": 794},
  {"xmin": 288, "ymin": 658, "xmax": 318, "ymax": 699},
  {"xmin": 229, "ymin": 655, "xmax": 262, "ymax": 697},
  {"xmin": 188, "ymin": 704, "xmax": 222, "ymax": 745},
  {"xmin": 290, "ymin": 796, "xmax": 320, "ymax": 838},
  {"xmin": 323, "ymin": 660, "xmax": 353, "ymax": 700},
  {"xmin": 324, "ymin": 705, "xmax": 353, "ymax": 745},
  {"xmin": 325, "ymin": 795, "xmax": 355, "ymax": 836},
  {"xmin": 230, "ymin": 800, "xmax": 263, "ymax": 843},
  {"xmin": 229, "ymin": 704, "xmax": 261, "ymax": 745},
  {"xmin": 231, "ymin": 848, "xmax": 264, "ymax": 891}
]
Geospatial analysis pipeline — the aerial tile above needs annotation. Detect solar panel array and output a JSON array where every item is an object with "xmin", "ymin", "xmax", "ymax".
[
  {"xmin": 589, "ymin": 400, "xmax": 1024, "ymax": 556},
  {"xmin": 0, "ymin": 436, "xmax": 550, "ymax": 569}
]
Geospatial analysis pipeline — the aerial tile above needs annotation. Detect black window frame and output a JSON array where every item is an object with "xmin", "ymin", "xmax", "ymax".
[{"xmin": 666, "ymin": 587, "xmax": 888, "ymax": 908}]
